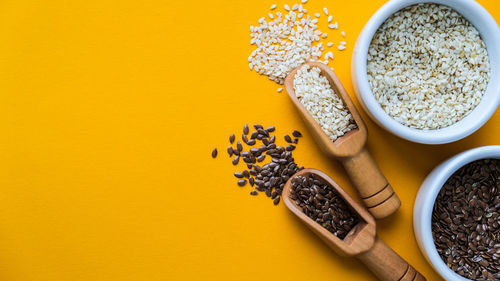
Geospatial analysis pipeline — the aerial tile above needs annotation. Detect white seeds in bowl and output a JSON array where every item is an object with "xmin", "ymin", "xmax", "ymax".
[
  {"xmin": 294, "ymin": 65, "xmax": 357, "ymax": 141},
  {"xmin": 367, "ymin": 3, "xmax": 490, "ymax": 130}
]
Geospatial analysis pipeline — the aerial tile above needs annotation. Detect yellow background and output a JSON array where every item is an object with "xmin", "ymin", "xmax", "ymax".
[{"xmin": 0, "ymin": 0, "xmax": 499, "ymax": 280}]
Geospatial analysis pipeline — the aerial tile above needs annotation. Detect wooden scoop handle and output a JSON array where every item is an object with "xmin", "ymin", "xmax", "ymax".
[
  {"xmin": 357, "ymin": 237, "xmax": 426, "ymax": 281},
  {"xmin": 340, "ymin": 147, "xmax": 400, "ymax": 219}
]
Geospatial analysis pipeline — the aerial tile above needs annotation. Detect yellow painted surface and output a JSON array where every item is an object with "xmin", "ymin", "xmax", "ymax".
[{"xmin": 0, "ymin": 0, "xmax": 499, "ymax": 280}]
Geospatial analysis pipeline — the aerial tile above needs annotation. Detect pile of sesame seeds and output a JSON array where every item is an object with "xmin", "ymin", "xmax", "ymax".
[
  {"xmin": 248, "ymin": 2, "xmax": 347, "ymax": 88},
  {"xmin": 294, "ymin": 64, "xmax": 357, "ymax": 141},
  {"xmin": 367, "ymin": 3, "xmax": 490, "ymax": 129}
]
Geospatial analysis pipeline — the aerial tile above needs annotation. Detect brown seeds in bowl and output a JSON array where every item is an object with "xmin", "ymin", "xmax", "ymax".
[
  {"xmin": 290, "ymin": 174, "xmax": 360, "ymax": 239},
  {"xmin": 432, "ymin": 159, "xmax": 500, "ymax": 280}
]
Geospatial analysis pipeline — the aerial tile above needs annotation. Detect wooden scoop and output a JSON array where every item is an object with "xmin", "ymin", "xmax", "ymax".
[
  {"xmin": 284, "ymin": 62, "xmax": 400, "ymax": 219},
  {"xmin": 283, "ymin": 169, "xmax": 425, "ymax": 281}
]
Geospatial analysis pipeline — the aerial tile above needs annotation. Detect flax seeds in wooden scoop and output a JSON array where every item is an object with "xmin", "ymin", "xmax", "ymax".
[
  {"xmin": 283, "ymin": 169, "xmax": 425, "ymax": 281},
  {"xmin": 284, "ymin": 62, "xmax": 400, "ymax": 219}
]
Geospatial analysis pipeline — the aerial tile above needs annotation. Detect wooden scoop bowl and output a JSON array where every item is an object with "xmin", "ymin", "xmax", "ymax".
[
  {"xmin": 284, "ymin": 62, "xmax": 400, "ymax": 219},
  {"xmin": 283, "ymin": 169, "xmax": 425, "ymax": 281}
]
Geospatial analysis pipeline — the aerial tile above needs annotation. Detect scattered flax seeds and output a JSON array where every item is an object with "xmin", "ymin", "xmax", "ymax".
[{"xmin": 223, "ymin": 124, "xmax": 305, "ymax": 205}]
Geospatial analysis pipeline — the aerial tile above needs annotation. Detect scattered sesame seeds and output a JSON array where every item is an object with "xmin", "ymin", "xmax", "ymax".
[
  {"xmin": 328, "ymin": 22, "xmax": 338, "ymax": 29},
  {"xmin": 302, "ymin": 0, "xmax": 307, "ymax": 3},
  {"xmin": 340, "ymin": 41, "xmax": 346, "ymax": 45},
  {"xmin": 328, "ymin": 15, "xmax": 333, "ymax": 23},
  {"xmin": 325, "ymin": 51, "xmax": 333, "ymax": 60},
  {"xmin": 341, "ymin": 31, "xmax": 345, "ymax": 37},
  {"xmin": 338, "ymin": 45, "xmax": 346, "ymax": 51},
  {"xmin": 248, "ymin": 2, "xmax": 348, "ymax": 84},
  {"xmin": 323, "ymin": 7, "xmax": 328, "ymax": 15},
  {"xmin": 277, "ymin": 88, "xmax": 283, "ymax": 93}
]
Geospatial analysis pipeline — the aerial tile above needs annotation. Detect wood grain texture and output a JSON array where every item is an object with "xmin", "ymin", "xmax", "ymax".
[
  {"xmin": 357, "ymin": 237, "xmax": 426, "ymax": 281},
  {"xmin": 282, "ymin": 169, "xmax": 426, "ymax": 281}
]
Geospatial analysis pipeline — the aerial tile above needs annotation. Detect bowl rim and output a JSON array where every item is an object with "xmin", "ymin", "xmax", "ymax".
[
  {"xmin": 414, "ymin": 145, "xmax": 500, "ymax": 281},
  {"xmin": 352, "ymin": 0, "xmax": 500, "ymax": 144}
]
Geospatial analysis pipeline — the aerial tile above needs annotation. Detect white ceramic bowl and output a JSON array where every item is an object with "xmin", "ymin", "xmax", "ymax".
[
  {"xmin": 414, "ymin": 145, "xmax": 500, "ymax": 281},
  {"xmin": 352, "ymin": 0, "xmax": 500, "ymax": 144}
]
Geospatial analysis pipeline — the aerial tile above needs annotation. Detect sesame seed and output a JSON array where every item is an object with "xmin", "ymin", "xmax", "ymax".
[
  {"xmin": 328, "ymin": 15, "xmax": 333, "ymax": 23},
  {"xmin": 270, "ymin": 4, "xmax": 276, "ymax": 10},
  {"xmin": 341, "ymin": 31, "xmax": 345, "ymax": 37},
  {"xmin": 367, "ymin": 3, "xmax": 490, "ymax": 130},
  {"xmin": 294, "ymin": 65, "xmax": 357, "ymax": 141},
  {"xmin": 340, "ymin": 41, "xmax": 346, "ymax": 45},
  {"xmin": 277, "ymin": 88, "xmax": 283, "ymax": 93},
  {"xmin": 314, "ymin": 13, "xmax": 320, "ymax": 17},
  {"xmin": 327, "ymin": 42, "xmax": 333, "ymax": 47},
  {"xmin": 248, "ymin": 5, "xmax": 348, "ymax": 84},
  {"xmin": 301, "ymin": 0, "xmax": 307, "ymax": 3},
  {"xmin": 328, "ymin": 22, "xmax": 338, "ymax": 29},
  {"xmin": 323, "ymin": 7, "xmax": 328, "ymax": 15},
  {"xmin": 292, "ymin": 4, "xmax": 299, "ymax": 11},
  {"xmin": 338, "ymin": 45, "xmax": 346, "ymax": 51}
]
